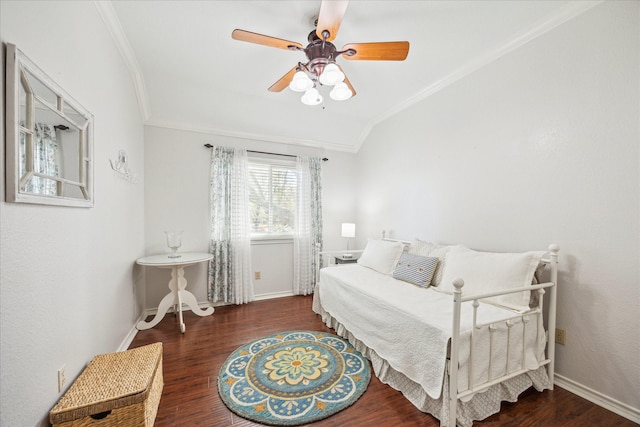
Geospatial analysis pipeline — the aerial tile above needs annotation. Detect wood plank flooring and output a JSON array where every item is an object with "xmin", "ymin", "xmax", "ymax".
[{"xmin": 129, "ymin": 296, "xmax": 636, "ymax": 427}]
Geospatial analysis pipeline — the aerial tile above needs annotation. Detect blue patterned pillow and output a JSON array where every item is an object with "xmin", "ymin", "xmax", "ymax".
[{"xmin": 392, "ymin": 253, "xmax": 439, "ymax": 288}]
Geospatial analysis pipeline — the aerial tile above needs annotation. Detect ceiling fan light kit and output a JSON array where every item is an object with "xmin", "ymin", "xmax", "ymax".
[
  {"xmin": 290, "ymin": 61, "xmax": 349, "ymax": 105},
  {"xmin": 330, "ymin": 82, "xmax": 353, "ymax": 101},
  {"xmin": 232, "ymin": 0, "xmax": 409, "ymax": 107},
  {"xmin": 289, "ymin": 71, "xmax": 314, "ymax": 92},
  {"xmin": 301, "ymin": 88, "xmax": 323, "ymax": 106},
  {"xmin": 318, "ymin": 63, "xmax": 345, "ymax": 86}
]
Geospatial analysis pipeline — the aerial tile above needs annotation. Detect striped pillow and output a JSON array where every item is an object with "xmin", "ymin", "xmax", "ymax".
[{"xmin": 392, "ymin": 253, "xmax": 439, "ymax": 288}]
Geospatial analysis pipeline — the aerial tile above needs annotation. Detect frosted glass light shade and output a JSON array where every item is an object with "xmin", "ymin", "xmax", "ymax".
[
  {"xmin": 330, "ymin": 82, "xmax": 353, "ymax": 101},
  {"xmin": 341, "ymin": 223, "xmax": 356, "ymax": 238},
  {"xmin": 289, "ymin": 71, "xmax": 313, "ymax": 92},
  {"xmin": 319, "ymin": 63, "xmax": 345, "ymax": 86},
  {"xmin": 301, "ymin": 88, "xmax": 323, "ymax": 106}
]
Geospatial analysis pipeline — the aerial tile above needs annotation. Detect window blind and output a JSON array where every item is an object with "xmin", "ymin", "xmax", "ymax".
[{"xmin": 248, "ymin": 161, "xmax": 297, "ymax": 235}]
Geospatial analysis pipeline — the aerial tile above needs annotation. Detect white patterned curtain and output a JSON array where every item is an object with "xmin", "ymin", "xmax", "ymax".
[
  {"xmin": 22, "ymin": 123, "xmax": 59, "ymax": 195},
  {"xmin": 208, "ymin": 146, "xmax": 255, "ymax": 304},
  {"xmin": 293, "ymin": 156, "xmax": 323, "ymax": 295}
]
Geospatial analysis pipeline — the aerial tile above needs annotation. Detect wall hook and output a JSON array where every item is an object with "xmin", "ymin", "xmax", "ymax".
[{"xmin": 109, "ymin": 149, "xmax": 138, "ymax": 183}]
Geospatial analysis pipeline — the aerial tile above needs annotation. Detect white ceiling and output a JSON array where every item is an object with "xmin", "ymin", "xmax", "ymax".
[{"xmin": 103, "ymin": 0, "xmax": 598, "ymax": 152}]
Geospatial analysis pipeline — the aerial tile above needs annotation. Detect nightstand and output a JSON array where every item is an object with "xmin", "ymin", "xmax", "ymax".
[{"xmin": 334, "ymin": 255, "xmax": 359, "ymax": 264}]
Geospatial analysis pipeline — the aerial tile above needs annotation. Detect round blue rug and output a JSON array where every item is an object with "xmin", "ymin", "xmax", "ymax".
[{"xmin": 218, "ymin": 330, "xmax": 371, "ymax": 425}]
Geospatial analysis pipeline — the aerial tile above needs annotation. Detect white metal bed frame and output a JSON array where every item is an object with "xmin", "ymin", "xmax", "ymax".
[{"xmin": 315, "ymin": 242, "xmax": 559, "ymax": 426}]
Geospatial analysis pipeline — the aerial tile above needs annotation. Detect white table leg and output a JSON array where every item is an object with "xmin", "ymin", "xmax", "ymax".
[
  {"xmin": 136, "ymin": 291, "xmax": 177, "ymax": 330},
  {"xmin": 137, "ymin": 262, "xmax": 214, "ymax": 333},
  {"xmin": 178, "ymin": 290, "xmax": 214, "ymax": 316},
  {"xmin": 173, "ymin": 266, "xmax": 214, "ymax": 329},
  {"xmin": 176, "ymin": 285, "xmax": 185, "ymax": 333},
  {"xmin": 137, "ymin": 265, "xmax": 183, "ymax": 331}
]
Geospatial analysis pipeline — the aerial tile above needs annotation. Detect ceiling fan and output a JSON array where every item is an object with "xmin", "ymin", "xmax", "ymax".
[{"xmin": 231, "ymin": 0, "xmax": 410, "ymax": 105}]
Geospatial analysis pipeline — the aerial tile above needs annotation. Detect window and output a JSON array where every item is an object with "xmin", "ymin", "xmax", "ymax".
[{"xmin": 248, "ymin": 159, "xmax": 297, "ymax": 237}]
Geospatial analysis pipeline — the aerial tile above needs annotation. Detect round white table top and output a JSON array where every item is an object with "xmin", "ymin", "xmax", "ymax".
[{"xmin": 136, "ymin": 252, "xmax": 213, "ymax": 267}]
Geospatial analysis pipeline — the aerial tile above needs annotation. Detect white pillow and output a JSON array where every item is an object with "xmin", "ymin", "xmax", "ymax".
[
  {"xmin": 407, "ymin": 238, "xmax": 434, "ymax": 257},
  {"xmin": 408, "ymin": 239, "xmax": 453, "ymax": 286},
  {"xmin": 439, "ymin": 245, "xmax": 545, "ymax": 310},
  {"xmin": 357, "ymin": 239, "xmax": 404, "ymax": 275}
]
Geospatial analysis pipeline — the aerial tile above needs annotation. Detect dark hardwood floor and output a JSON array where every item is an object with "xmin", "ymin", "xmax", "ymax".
[{"xmin": 129, "ymin": 296, "xmax": 636, "ymax": 427}]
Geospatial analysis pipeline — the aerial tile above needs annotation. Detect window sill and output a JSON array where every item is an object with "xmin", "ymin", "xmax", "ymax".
[{"xmin": 251, "ymin": 234, "xmax": 294, "ymax": 245}]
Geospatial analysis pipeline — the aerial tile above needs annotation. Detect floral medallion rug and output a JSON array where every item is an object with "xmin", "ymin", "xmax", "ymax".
[{"xmin": 217, "ymin": 330, "xmax": 371, "ymax": 425}]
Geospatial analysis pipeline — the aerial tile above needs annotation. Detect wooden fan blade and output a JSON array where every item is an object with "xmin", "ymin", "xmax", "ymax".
[
  {"xmin": 316, "ymin": 0, "xmax": 349, "ymax": 42},
  {"xmin": 342, "ymin": 41, "xmax": 410, "ymax": 61},
  {"xmin": 232, "ymin": 29, "xmax": 303, "ymax": 51},
  {"xmin": 337, "ymin": 65, "xmax": 356, "ymax": 97},
  {"xmin": 268, "ymin": 66, "xmax": 298, "ymax": 92}
]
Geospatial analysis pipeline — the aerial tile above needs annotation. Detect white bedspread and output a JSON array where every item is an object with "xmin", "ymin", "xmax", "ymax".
[{"xmin": 315, "ymin": 265, "xmax": 545, "ymax": 399}]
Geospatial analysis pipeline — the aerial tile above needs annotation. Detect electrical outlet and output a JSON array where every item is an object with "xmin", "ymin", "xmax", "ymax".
[
  {"xmin": 555, "ymin": 328, "xmax": 566, "ymax": 345},
  {"xmin": 254, "ymin": 272, "xmax": 261, "ymax": 280},
  {"xmin": 57, "ymin": 365, "xmax": 66, "ymax": 393}
]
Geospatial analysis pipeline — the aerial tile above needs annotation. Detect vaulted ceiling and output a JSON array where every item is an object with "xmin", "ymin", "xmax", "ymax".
[{"xmin": 101, "ymin": 1, "xmax": 597, "ymax": 152}]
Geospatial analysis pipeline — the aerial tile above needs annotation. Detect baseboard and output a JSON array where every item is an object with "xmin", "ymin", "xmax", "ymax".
[
  {"xmin": 255, "ymin": 291, "xmax": 295, "ymax": 301},
  {"xmin": 555, "ymin": 374, "xmax": 640, "ymax": 423},
  {"xmin": 117, "ymin": 324, "xmax": 139, "ymax": 352}
]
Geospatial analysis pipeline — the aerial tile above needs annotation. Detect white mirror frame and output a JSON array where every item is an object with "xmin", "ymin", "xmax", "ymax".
[{"xmin": 5, "ymin": 43, "xmax": 94, "ymax": 207}]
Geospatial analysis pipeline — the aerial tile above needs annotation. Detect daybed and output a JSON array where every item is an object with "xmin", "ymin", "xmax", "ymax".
[{"xmin": 312, "ymin": 238, "xmax": 559, "ymax": 427}]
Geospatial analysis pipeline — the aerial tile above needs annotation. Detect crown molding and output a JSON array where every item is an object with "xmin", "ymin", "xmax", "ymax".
[
  {"xmin": 94, "ymin": 0, "xmax": 151, "ymax": 121},
  {"xmin": 144, "ymin": 118, "xmax": 358, "ymax": 153},
  {"xmin": 353, "ymin": 0, "xmax": 603, "ymax": 152}
]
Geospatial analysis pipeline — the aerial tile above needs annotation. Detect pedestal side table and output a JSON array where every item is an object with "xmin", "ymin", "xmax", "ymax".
[{"xmin": 136, "ymin": 252, "xmax": 213, "ymax": 333}]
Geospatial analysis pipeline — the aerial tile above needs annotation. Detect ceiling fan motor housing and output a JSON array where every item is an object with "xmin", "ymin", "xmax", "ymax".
[{"xmin": 304, "ymin": 31, "xmax": 338, "ymax": 78}]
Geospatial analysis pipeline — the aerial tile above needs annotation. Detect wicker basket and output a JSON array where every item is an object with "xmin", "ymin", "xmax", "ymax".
[{"xmin": 50, "ymin": 342, "xmax": 163, "ymax": 427}]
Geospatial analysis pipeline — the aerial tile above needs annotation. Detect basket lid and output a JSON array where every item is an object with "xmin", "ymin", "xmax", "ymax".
[{"xmin": 50, "ymin": 342, "xmax": 162, "ymax": 424}]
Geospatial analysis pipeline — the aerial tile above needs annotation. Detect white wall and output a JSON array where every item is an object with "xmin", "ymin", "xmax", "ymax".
[
  {"xmin": 143, "ymin": 125, "xmax": 357, "ymax": 307},
  {"xmin": 0, "ymin": 2, "xmax": 145, "ymax": 426},
  {"xmin": 251, "ymin": 240, "xmax": 294, "ymax": 298},
  {"xmin": 355, "ymin": 1, "xmax": 639, "ymax": 418}
]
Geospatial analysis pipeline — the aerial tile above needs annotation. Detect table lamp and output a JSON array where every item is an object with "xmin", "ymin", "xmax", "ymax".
[{"xmin": 341, "ymin": 223, "xmax": 356, "ymax": 258}]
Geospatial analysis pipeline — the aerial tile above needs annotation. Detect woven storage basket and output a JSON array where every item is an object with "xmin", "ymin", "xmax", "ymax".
[{"xmin": 50, "ymin": 342, "xmax": 163, "ymax": 427}]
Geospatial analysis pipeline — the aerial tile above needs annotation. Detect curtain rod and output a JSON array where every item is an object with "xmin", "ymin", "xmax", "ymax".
[{"xmin": 203, "ymin": 144, "xmax": 328, "ymax": 161}]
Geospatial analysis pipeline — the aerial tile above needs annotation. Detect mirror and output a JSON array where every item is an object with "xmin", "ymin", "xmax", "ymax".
[{"xmin": 5, "ymin": 43, "xmax": 94, "ymax": 207}]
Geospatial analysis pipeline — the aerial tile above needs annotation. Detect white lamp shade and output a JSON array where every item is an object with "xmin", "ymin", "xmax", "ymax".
[
  {"xmin": 301, "ymin": 88, "xmax": 323, "ymax": 106},
  {"xmin": 289, "ymin": 71, "xmax": 314, "ymax": 92},
  {"xmin": 341, "ymin": 223, "xmax": 356, "ymax": 238},
  {"xmin": 330, "ymin": 82, "xmax": 353, "ymax": 101},
  {"xmin": 319, "ymin": 63, "xmax": 345, "ymax": 86}
]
